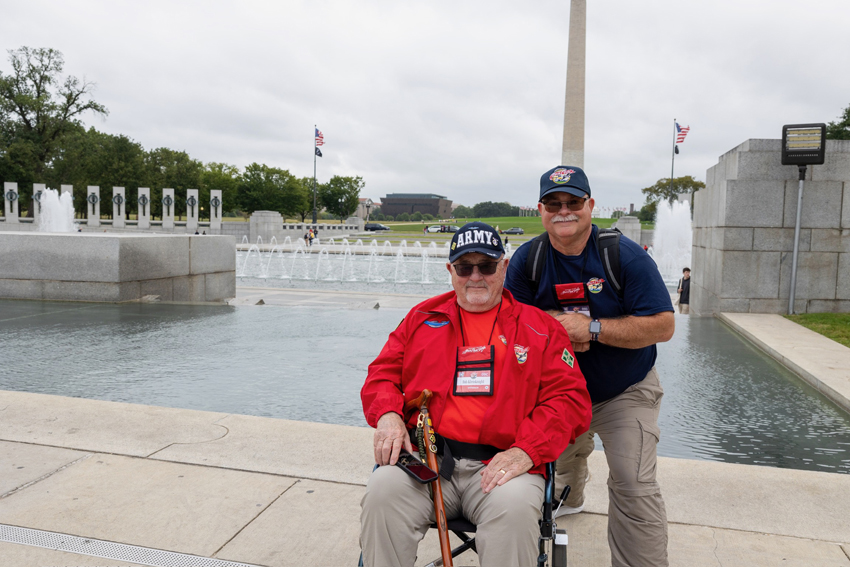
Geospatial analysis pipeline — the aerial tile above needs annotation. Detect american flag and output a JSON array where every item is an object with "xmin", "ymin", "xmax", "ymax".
[
  {"xmin": 676, "ymin": 123, "xmax": 690, "ymax": 144},
  {"xmin": 315, "ymin": 128, "xmax": 324, "ymax": 146}
]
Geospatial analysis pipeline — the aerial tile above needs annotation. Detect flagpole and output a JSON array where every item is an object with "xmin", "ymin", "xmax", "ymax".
[
  {"xmin": 312, "ymin": 124, "xmax": 318, "ymax": 225},
  {"xmin": 670, "ymin": 118, "xmax": 677, "ymax": 203}
]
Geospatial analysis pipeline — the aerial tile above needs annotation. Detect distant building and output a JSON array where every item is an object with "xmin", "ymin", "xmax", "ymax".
[
  {"xmin": 518, "ymin": 206, "xmax": 539, "ymax": 217},
  {"xmin": 381, "ymin": 193, "xmax": 453, "ymax": 218},
  {"xmin": 355, "ymin": 198, "xmax": 378, "ymax": 220}
]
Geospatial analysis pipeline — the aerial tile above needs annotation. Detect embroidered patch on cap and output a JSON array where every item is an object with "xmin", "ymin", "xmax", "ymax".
[
  {"xmin": 549, "ymin": 168, "xmax": 576, "ymax": 185},
  {"xmin": 514, "ymin": 344, "xmax": 528, "ymax": 364},
  {"xmin": 561, "ymin": 348, "xmax": 575, "ymax": 367},
  {"xmin": 587, "ymin": 277, "xmax": 605, "ymax": 294}
]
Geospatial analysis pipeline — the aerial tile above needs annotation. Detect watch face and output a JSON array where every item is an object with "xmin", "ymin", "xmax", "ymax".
[{"xmin": 589, "ymin": 321, "xmax": 601, "ymax": 334}]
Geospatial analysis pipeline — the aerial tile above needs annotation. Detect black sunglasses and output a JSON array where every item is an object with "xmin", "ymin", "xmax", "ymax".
[
  {"xmin": 452, "ymin": 261, "xmax": 500, "ymax": 277},
  {"xmin": 540, "ymin": 197, "xmax": 587, "ymax": 213}
]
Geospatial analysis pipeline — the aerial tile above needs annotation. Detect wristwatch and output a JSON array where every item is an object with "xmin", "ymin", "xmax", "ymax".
[{"xmin": 589, "ymin": 319, "xmax": 601, "ymax": 342}]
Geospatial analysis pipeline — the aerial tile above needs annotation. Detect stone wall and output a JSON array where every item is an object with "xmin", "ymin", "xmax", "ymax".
[
  {"xmin": 0, "ymin": 232, "xmax": 236, "ymax": 303},
  {"xmin": 692, "ymin": 139, "xmax": 850, "ymax": 315}
]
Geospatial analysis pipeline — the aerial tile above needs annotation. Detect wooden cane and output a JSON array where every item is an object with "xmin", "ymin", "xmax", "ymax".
[{"xmin": 403, "ymin": 389, "xmax": 453, "ymax": 567}]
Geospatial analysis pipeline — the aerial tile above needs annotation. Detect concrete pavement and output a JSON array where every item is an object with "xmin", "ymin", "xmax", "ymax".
[{"xmin": 2, "ymin": 389, "xmax": 849, "ymax": 567}]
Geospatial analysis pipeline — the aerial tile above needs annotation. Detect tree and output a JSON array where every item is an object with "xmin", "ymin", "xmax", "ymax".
[
  {"xmin": 411, "ymin": 211, "xmax": 423, "ymax": 222},
  {"xmin": 453, "ymin": 205, "xmax": 473, "ymax": 218},
  {"xmin": 396, "ymin": 212, "xmax": 410, "ymax": 221},
  {"xmin": 236, "ymin": 163, "xmax": 302, "ymax": 218},
  {"xmin": 145, "ymin": 148, "xmax": 203, "ymax": 218},
  {"xmin": 612, "ymin": 210, "xmax": 625, "ymax": 219},
  {"xmin": 200, "ymin": 162, "xmax": 240, "ymax": 218},
  {"xmin": 640, "ymin": 176, "xmax": 705, "ymax": 206},
  {"xmin": 293, "ymin": 176, "xmax": 315, "ymax": 222},
  {"xmin": 826, "ymin": 103, "xmax": 850, "ymax": 140},
  {"xmin": 0, "ymin": 47, "xmax": 108, "ymax": 209},
  {"xmin": 472, "ymin": 201, "xmax": 519, "ymax": 218},
  {"xmin": 318, "ymin": 175, "xmax": 363, "ymax": 222},
  {"xmin": 637, "ymin": 201, "xmax": 657, "ymax": 223}
]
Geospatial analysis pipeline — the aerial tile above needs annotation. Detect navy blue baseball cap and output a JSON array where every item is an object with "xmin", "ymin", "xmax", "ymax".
[
  {"xmin": 449, "ymin": 222, "xmax": 505, "ymax": 263},
  {"xmin": 539, "ymin": 166, "xmax": 591, "ymax": 200}
]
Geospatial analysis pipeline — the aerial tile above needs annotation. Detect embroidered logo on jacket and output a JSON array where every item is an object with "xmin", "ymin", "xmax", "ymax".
[
  {"xmin": 561, "ymin": 348, "xmax": 575, "ymax": 368},
  {"xmin": 423, "ymin": 320, "xmax": 449, "ymax": 328},
  {"xmin": 514, "ymin": 344, "xmax": 528, "ymax": 364},
  {"xmin": 499, "ymin": 334, "xmax": 507, "ymax": 345}
]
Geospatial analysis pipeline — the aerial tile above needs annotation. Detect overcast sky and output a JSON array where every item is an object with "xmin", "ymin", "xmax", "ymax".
[{"xmin": 2, "ymin": 0, "xmax": 848, "ymax": 211}]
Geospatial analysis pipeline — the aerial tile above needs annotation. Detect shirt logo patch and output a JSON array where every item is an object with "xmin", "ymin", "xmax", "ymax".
[
  {"xmin": 499, "ymin": 334, "xmax": 507, "ymax": 345},
  {"xmin": 549, "ymin": 168, "xmax": 576, "ymax": 185},
  {"xmin": 587, "ymin": 277, "xmax": 605, "ymax": 294},
  {"xmin": 424, "ymin": 320, "xmax": 449, "ymax": 328},
  {"xmin": 562, "ymin": 348, "xmax": 575, "ymax": 368},
  {"xmin": 514, "ymin": 344, "xmax": 528, "ymax": 364}
]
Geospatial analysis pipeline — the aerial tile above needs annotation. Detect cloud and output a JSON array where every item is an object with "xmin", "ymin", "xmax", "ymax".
[{"xmin": 2, "ymin": 0, "xmax": 848, "ymax": 212}]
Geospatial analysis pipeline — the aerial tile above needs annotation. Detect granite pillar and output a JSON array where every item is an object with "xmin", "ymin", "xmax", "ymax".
[
  {"xmin": 87, "ymin": 186, "xmax": 101, "ymax": 227},
  {"xmin": 209, "ymin": 190, "xmax": 222, "ymax": 232},
  {"xmin": 561, "ymin": 0, "xmax": 586, "ymax": 168},
  {"xmin": 3, "ymin": 182, "xmax": 19, "ymax": 223},
  {"xmin": 32, "ymin": 183, "xmax": 46, "ymax": 227},
  {"xmin": 137, "ymin": 188, "xmax": 151, "ymax": 230},
  {"xmin": 186, "ymin": 188, "xmax": 199, "ymax": 233},
  {"xmin": 112, "ymin": 187, "xmax": 126, "ymax": 228},
  {"xmin": 162, "ymin": 188, "xmax": 175, "ymax": 230}
]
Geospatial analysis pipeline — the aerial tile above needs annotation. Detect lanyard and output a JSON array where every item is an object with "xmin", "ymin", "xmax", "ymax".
[{"xmin": 457, "ymin": 300, "xmax": 503, "ymax": 347}]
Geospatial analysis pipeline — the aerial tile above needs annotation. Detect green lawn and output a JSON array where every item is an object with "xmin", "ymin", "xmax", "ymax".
[
  {"xmin": 784, "ymin": 313, "xmax": 850, "ymax": 348},
  {"xmin": 382, "ymin": 216, "xmax": 651, "ymax": 236}
]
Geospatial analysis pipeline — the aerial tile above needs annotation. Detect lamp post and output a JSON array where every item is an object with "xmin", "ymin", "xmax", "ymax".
[
  {"xmin": 365, "ymin": 201, "xmax": 372, "ymax": 223},
  {"xmin": 781, "ymin": 123, "xmax": 826, "ymax": 315}
]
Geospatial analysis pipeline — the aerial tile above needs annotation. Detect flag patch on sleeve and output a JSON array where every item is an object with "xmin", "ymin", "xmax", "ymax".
[{"xmin": 561, "ymin": 348, "xmax": 574, "ymax": 368}]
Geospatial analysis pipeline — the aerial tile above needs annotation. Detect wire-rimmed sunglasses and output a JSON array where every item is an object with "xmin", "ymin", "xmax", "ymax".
[
  {"xmin": 452, "ymin": 261, "xmax": 500, "ymax": 277},
  {"xmin": 540, "ymin": 197, "xmax": 588, "ymax": 213}
]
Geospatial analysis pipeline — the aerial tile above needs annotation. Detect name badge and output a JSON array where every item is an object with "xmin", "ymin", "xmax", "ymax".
[
  {"xmin": 454, "ymin": 345, "xmax": 495, "ymax": 396},
  {"xmin": 554, "ymin": 283, "xmax": 590, "ymax": 315}
]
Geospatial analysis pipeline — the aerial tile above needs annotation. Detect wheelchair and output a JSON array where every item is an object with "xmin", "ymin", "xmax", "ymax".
[{"xmin": 359, "ymin": 462, "xmax": 570, "ymax": 567}]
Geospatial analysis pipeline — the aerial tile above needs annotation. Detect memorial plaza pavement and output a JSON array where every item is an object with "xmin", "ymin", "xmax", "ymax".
[{"xmin": 1, "ymin": 287, "xmax": 849, "ymax": 566}]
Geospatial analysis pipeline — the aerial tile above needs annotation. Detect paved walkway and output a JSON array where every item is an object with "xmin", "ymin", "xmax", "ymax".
[{"xmin": 2, "ymin": 290, "xmax": 850, "ymax": 566}]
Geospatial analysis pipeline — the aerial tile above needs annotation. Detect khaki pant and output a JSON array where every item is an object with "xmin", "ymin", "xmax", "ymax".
[
  {"xmin": 556, "ymin": 368, "xmax": 668, "ymax": 567},
  {"xmin": 678, "ymin": 303, "xmax": 689, "ymax": 314},
  {"xmin": 361, "ymin": 457, "xmax": 544, "ymax": 567}
]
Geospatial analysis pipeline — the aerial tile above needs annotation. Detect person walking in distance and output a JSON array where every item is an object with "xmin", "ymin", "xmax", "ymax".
[{"xmin": 677, "ymin": 268, "xmax": 691, "ymax": 314}]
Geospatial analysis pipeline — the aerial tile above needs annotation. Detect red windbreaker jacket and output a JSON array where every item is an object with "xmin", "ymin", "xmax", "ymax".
[{"xmin": 361, "ymin": 289, "xmax": 592, "ymax": 473}]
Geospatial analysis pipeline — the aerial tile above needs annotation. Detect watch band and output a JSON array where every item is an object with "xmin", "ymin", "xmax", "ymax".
[{"xmin": 590, "ymin": 319, "xmax": 601, "ymax": 342}]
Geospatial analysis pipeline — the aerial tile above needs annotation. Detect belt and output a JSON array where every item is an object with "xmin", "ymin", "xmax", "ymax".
[{"xmin": 410, "ymin": 431, "xmax": 500, "ymax": 480}]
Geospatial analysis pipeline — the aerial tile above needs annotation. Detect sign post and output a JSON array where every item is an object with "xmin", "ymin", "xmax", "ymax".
[{"xmin": 781, "ymin": 123, "xmax": 826, "ymax": 314}]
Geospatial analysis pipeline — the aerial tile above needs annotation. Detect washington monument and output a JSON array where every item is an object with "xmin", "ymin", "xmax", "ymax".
[{"xmin": 562, "ymin": 0, "xmax": 586, "ymax": 167}]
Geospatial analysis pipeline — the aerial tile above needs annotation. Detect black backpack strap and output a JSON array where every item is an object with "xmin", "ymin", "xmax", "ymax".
[
  {"xmin": 596, "ymin": 228, "xmax": 624, "ymax": 298},
  {"xmin": 523, "ymin": 232, "xmax": 550, "ymax": 296}
]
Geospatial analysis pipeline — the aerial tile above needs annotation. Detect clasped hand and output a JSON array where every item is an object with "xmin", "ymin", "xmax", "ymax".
[{"xmin": 550, "ymin": 310, "xmax": 592, "ymax": 352}]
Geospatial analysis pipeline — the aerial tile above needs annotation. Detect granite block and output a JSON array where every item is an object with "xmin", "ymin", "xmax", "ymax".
[
  {"xmin": 741, "ymin": 139, "xmax": 782, "ymax": 152},
  {"xmin": 843, "ymin": 183, "xmax": 850, "ymax": 230},
  {"xmin": 806, "ymin": 299, "xmax": 850, "ymax": 313},
  {"xmin": 809, "ymin": 229, "xmax": 850, "ymax": 253},
  {"xmin": 204, "ymin": 271, "xmax": 236, "ymax": 302},
  {"xmin": 189, "ymin": 236, "xmax": 235, "ymax": 275},
  {"xmin": 735, "ymin": 151, "xmax": 800, "ymax": 181},
  {"xmin": 117, "ymin": 235, "xmax": 190, "ymax": 281},
  {"xmin": 173, "ymin": 274, "xmax": 205, "ymax": 302},
  {"xmin": 720, "ymin": 251, "xmax": 780, "ymax": 299},
  {"xmin": 782, "ymin": 180, "xmax": 843, "ymax": 229},
  {"xmin": 721, "ymin": 228, "xmax": 754, "ymax": 251},
  {"xmin": 0, "ymin": 279, "xmax": 45, "ymax": 300},
  {"xmin": 140, "ymin": 278, "xmax": 174, "ymax": 301},
  {"xmin": 838, "ymin": 254, "xmax": 850, "ymax": 300},
  {"xmin": 0, "ymin": 233, "xmax": 120, "ymax": 282},
  {"xmin": 811, "ymin": 145, "xmax": 850, "ymax": 182},
  {"xmin": 779, "ymin": 252, "xmax": 838, "ymax": 300},
  {"xmin": 752, "ymin": 228, "xmax": 811, "ymax": 252},
  {"xmin": 718, "ymin": 298, "xmax": 752, "ymax": 312},
  {"xmin": 725, "ymin": 180, "xmax": 785, "ymax": 227},
  {"xmin": 42, "ymin": 281, "xmax": 140, "ymax": 303},
  {"xmin": 748, "ymin": 299, "xmax": 806, "ymax": 314}
]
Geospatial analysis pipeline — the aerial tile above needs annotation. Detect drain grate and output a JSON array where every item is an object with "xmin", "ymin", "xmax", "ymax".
[{"xmin": 0, "ymin": 524, "xmax": 260, "ymax": 567}]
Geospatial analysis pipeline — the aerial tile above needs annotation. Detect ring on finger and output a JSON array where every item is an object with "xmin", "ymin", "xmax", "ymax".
[{"xmin": 499, "ymin": 469, "xmax": 507, "ymax": 474}]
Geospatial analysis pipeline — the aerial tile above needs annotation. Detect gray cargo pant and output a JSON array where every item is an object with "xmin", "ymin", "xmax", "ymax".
[
  {"xmin": 360, "ymin": 457, "xmax": 544, "ymax": 567},
  {"xmin": 556, "ymin": 367, "xmax": 668, "ymax": 567}
]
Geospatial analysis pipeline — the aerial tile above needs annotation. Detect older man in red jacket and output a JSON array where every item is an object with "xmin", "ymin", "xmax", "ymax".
[{"xmin": 360, "ymin": 222, "xmax": 591, "ymax": 567}]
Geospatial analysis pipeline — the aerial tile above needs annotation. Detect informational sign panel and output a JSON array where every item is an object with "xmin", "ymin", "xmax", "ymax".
[{"xmin": 781, "ymin": 123, "xmax": 826, "ymax": 166}]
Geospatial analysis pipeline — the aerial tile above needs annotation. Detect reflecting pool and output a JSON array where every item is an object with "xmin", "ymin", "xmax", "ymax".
[{"xmin": 1, "ymin": 299, "xmax": 848, "ymax": 474}]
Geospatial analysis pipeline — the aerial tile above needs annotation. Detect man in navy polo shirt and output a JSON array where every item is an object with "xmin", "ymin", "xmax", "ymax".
[{"xmin": 505, "ymin": 166, "xmax": 675, "ymax": 567}]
